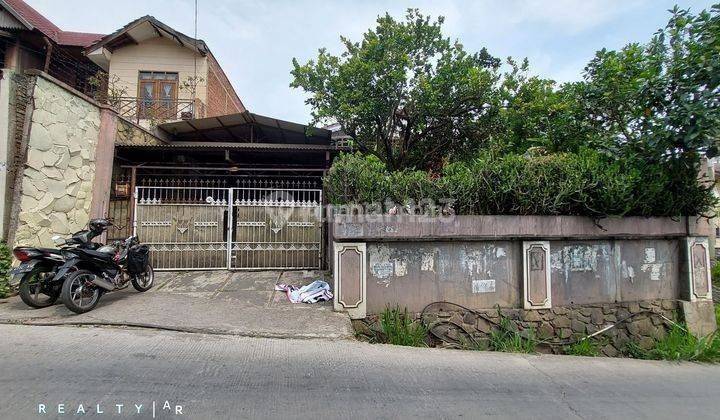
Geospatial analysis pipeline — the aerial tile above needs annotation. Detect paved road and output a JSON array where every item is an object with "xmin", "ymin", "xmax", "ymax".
[{"xmin": 1, "ymin": 325, "xmax": 720, "ymax": 420}]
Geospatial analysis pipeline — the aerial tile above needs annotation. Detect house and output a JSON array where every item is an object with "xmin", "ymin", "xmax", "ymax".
[
  {"xmin": 2, "ymin": 1, "xmax": 349, "ymax": 272},
  {"xmin": 1, "ymin": 0, "xmax": 106, "ymax": 240},
  {"xmin": 85, "ymin": 16, "xmax": 244, "ymax": 124},
  {"xmin": 0, "ymin": 0, "xmax": 104, "ymax": 93}
]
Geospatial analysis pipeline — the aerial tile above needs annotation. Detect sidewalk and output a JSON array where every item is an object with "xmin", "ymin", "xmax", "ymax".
[{"xmin": 0, "ymin": 270, "xmax": 354, "ymax": 340}]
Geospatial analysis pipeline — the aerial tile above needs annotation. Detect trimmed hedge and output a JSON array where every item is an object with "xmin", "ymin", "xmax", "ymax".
[{"xmin": 324, "ymin": 151, "xmax": 716, "ymax": 217}]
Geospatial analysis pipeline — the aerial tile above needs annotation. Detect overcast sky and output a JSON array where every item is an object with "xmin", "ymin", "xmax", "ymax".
[{"xmin": 27, "ymin": 0, "xmax": 717, "ymax": 123}]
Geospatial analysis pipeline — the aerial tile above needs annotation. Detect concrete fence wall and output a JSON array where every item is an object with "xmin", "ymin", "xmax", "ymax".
[{"xmin": 331, "ymin": 215, "xmax": 715, "ymax": 322}]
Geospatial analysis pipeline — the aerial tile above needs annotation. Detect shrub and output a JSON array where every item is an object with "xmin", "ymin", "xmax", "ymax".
[
  {"xmin": 325, "ymin": 151, "xmax": 716, "ymax": 218},
  {"xmin": 0, "ymin": 242, "xmax": 11, "ymax": 298},
  {"xmin": 379, "ymin": 306, "xmax": 428, "ymax": 347},
  {"xmin": 488, "ymin": 315, "xmax": 537, "ymax": 353}
]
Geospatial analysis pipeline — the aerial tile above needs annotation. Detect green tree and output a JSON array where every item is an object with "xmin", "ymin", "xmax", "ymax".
[
  {"xmin": 498, "ymin": 58, "xmax": 595, "ymax": 153},
  {"xmin": 581, "ymin": 5, "xmax": 720, "ymax": 159},
  {"xmin": 291, "ymin": 9, "xmax": 502, "ymax": 170}
]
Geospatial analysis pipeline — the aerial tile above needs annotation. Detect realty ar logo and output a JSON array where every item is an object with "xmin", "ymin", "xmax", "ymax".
[{"xmin": 37, "ymin": 400, "xmax": 184, "ymax": 417}]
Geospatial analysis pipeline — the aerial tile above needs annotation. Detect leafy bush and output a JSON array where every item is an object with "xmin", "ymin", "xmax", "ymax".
[
  {"xmin": 325, "ymin": 151, "xmax": 715, "ymax": 218},
  {"xmin": 488, "ymin": 315, "xmax": 537, "ymax": 353},
  {"xmin": 0, "ymin": 242, "xmax": 12, "ymax": 298},
  {"xmin": 627, "ymin": 324, "xmax": 720, "ymax": 363},
  {"xmin": 379, "ymin": 306, "xmax": 428, "ymax": 347},
  {"xmin": 564, "ymin": 339, "xmax": 601, "ymax": 357}
]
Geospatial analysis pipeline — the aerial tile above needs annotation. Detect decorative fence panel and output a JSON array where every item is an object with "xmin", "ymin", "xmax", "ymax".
[{"xmin": 130, "ymin": 179, "xmax": 323, "ymax": 270}]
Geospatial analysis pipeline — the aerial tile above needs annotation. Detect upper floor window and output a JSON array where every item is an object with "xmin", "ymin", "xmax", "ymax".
[{"xmin": 138, "ymin": 71, "xmax": 178, "ymax": 119}]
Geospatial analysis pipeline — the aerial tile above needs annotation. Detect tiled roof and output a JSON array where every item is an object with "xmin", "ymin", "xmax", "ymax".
[
  {"xmin": 57, "ymin": 31, "xmax": 104, "ymax": 47},
  {"xmin": 2, "ymin": 0, "xmax": 104, "ymax": 47}
]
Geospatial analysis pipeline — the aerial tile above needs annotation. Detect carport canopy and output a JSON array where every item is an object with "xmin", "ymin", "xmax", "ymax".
[{"xmin": 158, "ymin": 111, "xmax": 334, "ymax": 146}]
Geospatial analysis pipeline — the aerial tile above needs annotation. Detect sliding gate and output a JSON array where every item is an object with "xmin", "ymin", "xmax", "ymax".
[{"xmin": 134, "ymin": 180, "xmax": 323, "ymax": 270}]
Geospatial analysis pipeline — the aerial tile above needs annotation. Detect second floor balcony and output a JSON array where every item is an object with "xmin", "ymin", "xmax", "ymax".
[{"xmin": 110, "ymin": 97, "xmax": 206, "ymax": 124}]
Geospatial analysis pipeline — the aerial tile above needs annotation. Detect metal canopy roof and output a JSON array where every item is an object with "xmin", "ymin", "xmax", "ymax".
[
  {"xmin": 116, "ymin": 142, "xmax": 336, "ymax": 151},
  {"xmin": 158, "ymin": 111, "xmax": 332, "ymax": 146}
]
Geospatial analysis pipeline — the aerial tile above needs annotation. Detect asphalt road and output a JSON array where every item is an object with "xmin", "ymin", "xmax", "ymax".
[{"xmin": 1, "ymin": 325, "xmax": 720, "ymax": 420}]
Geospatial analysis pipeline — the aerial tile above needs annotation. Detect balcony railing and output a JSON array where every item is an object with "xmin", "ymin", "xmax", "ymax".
[{"xmin": 109, "ymin": 97, "xmax": 206, "ymax": 124}]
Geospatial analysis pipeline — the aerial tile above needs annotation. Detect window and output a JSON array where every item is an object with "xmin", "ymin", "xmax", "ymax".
[{"xmin": 138, "ymin": 71, "xmax": 179, "ymax": 119}]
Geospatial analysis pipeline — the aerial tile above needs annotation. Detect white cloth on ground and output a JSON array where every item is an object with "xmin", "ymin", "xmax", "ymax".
[{"xmin": 275, "ymin": 280, "xmax": 334, "ymax": 304}]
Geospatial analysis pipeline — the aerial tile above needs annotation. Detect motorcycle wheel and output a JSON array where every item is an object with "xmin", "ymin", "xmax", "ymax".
[
  {"xmin": 131, "ymin": 264, "xmax": 154, "ymax": 292},
  {"xmin": 18, "ymin": 266, "xmax": 59, "ymax": 308},
  {"xmin": 61, "ymin": 270, "xmax": 101, "ymax": 314}
]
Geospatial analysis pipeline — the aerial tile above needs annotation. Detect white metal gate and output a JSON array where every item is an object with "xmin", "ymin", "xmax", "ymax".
[{"xmin": 133, "ymin": 180, "xmax": 323, "ymax": 270}]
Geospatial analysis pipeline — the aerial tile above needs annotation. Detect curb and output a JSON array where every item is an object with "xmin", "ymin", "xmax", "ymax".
[{"xmin": 0, "ymin": 319, "xmax": 356, "ymax": 341}]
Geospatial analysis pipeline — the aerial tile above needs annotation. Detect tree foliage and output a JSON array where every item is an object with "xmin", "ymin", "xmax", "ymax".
[
  {"xmin": 291, "ymin": 9, "xmax": 502, "ymax": 170},
  {"xmin": 301, "ymin": 5, "xmax": 720, "ymax": 216}
]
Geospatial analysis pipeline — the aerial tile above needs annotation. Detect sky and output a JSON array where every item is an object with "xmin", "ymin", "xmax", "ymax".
[{"xmin": 27, "ymin": 0, "xmax": 718, "ymax": 124}]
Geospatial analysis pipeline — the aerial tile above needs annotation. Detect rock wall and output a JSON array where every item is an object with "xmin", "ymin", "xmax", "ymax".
[
  {"xmin": 12, "ymin": 76, "xmax": 101, "ymax": 247},
  {"xmin": 115, "ymin": 118, "xmax": 165, "ymax": 146},
  {"xmin": 419, "ymin": 300, "xmax": 679, "ymax": 356}
]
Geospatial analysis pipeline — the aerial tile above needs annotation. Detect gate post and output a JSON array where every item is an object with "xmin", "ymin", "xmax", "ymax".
[
  {"xmin": 227, "ymin": 188, "xmax": 234, "ymax": 269},
  {"xmin": 333, "ymin": 242, "xmax": 367, "ymax": 319}
]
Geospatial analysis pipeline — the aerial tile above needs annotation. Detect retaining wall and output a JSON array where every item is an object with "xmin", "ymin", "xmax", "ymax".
[{"xmin": 332, "ymin": 215, "xmax": 716, "ymax": 336}]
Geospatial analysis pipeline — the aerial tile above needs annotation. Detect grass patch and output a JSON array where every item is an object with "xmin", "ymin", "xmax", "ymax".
[
  {"xmin": 627, "ymin": 324, "xmax": 720, "ymax": 363},
  {"xmin": 564, "ymin": 339, "xmax": 601, "ymax": 357},
  {"xmin": 712, "ymin": 263, "xmax": 720, "ymax": 287},
  {"xmin": 380, "ymin": 306, "xmax": 427, "ymax": 347},
  {"xmin": 488, "ymin": 314, "xmax": 537, "ymax": 353}
]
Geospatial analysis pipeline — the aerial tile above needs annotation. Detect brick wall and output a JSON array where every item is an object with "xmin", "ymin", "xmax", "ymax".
[{"xmin": 205, "ymin": 53, "xmax": 244, "ymax": 117}]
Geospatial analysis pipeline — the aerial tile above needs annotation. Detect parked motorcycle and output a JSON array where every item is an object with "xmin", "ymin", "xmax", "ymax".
[
  {"xmin": 57, "ymin": 234, "xmax": 153, "ymax": 314},
  {"xmin": 9, "ymin": 219, "xmax": 111, "ymax": 308}
]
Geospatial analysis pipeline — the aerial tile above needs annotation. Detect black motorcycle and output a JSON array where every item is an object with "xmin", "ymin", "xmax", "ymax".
[
  {"xmin": 9, "ymin": 219, "xmax": 111, "ymax": 308},
  {"xmin": 56, "ymin": 235, "xmax": 153, "ymax": 314}
]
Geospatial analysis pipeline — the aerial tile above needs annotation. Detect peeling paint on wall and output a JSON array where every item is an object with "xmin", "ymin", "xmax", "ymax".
[
  {"xmin": 394, "ymin": 259, "xmax": 407, "ymax": 277},
  {"xmin": 640, "ymin": 263, "xmax": 662, "ymax": 281},
  {"xmin": 621, "ymin": 260, "xmax": 635, "ymax": 283},
  {"xmin": 550, "ymin": 244, "xmax": 611, "ymax": 283},
  {"xmin": 640, "ymin": 246, "xmax": 662, "ymax": 281},
  {"xmin": 472, "ymin": 279, "xmax": 496, "ymax": 293},
  {"xmin": 421, "ymin": 253, "xmax": 435, "ymax": 272},
  {"xmin": 369, "ymin": 244, "xmax": 393, "ymax": 285},
  {"xmin": 644, "ymin": 247, "xmax": 656, "ymax": 263},
  {"xmin": 460, "ymin": 244, "xmax": 505, "ymax": 278}
]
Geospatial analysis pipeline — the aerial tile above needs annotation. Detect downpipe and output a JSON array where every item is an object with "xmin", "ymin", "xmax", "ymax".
[{"xmin": 91, "ymin": 277, "xmax": 116, "ymax": 291}]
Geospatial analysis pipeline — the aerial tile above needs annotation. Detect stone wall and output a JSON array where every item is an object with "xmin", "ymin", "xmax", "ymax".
[
  {"xmin": 11, "ymin": 75, "xmax": 101, "ymax": 247},
  {"xmin": 418, "ymin": 300, "xmax": 679, "ymax": 356},
  {"xmin": 115, "ymin": 118, "xmax": 166, "ymax": 146}
]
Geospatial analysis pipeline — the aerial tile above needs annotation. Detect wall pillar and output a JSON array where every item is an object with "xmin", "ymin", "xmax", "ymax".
[
  {"xmin": 333, "ymin": 242, "xmax": 366, "ymax": 319},
  {"xmin": 523, "ymin": 241, "xmax": 551, "ymax": 309},
  {"xmin": 682, "ymin": 237, "xmax": 713, "ymax": 301}
]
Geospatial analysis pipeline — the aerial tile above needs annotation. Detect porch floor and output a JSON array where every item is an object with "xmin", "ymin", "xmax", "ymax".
[{"xmin": 0, "ymin": 271, "xmax": 353, "ymax": 340}]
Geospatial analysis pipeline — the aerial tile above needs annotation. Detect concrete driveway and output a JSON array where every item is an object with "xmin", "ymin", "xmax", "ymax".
[{"xmin": 0, "ymin": 270, "xmax": 353, "ymax": 339}]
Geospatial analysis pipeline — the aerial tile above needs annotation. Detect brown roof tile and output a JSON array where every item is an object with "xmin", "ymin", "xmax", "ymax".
[{"xmin": 3, "ymin": 0, "xmax": 104, "ymax": 46}]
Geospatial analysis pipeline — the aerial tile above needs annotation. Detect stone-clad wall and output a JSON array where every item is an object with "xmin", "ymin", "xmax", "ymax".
[
  {"xmin": 422, "ymin": 300, "xmax": 678, "ymax": 356},
  {"xmin": 12, "ymin": 76, "xmax": 101, "ymax": 247},
  {"xmin": 115, "ymin": 118, "xmax": 166, "ymax": 146}
]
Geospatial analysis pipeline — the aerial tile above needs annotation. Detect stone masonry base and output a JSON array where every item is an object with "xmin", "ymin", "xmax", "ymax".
[{"xmin": 360, "ymin": 300, "xmax": 683, "ymax": 357}]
